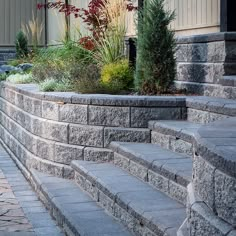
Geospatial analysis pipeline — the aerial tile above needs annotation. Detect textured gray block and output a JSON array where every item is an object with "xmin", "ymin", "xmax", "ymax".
[
  {"xmin": 193, "ymin": 154, "xmax": 215, "ymax": 210},
  {"xmin": 42, "ymin": 101, "xmax": 59, "ymax": 120},
  {"xmin": 131, "ymin": 107, "xmax": 182, "ymax": 128},
  {"xmin": 84, "ymin": 147, "xmax": 113, "ymax": 162},
  {"xmin": 59, "ymin": 104, "xmax": 87, "ymax": 124},
  {"xmin": 104, "ymin": 127, "xmax": 150, "ymax": 147},
  {"xmin": 24, "ymin": 95, "xmax": 42, "ymax": 117},
  {"xmin": 214, "ymin": 169, "xmax": 236, "ymax": 226},
  {"xmin": 36, "ymin": 138, "xmax": 55, "ymax": 162},
  {"xmin": 42, "ymin": 120, "xmax": 68, "ymax": 143},
  {"xmin": 89, "ymin": 105, "xmax": 130, "ymax": 127},
  {"xmin": 15, "ymin": 92, "xmax": 24, "ymax": 110},
  {"xmin": 69, "ymin": 124, "xmax": 104, "ymax": 147},
  {"xmin": 187, "ymin": 108, "xmax": 229, "ymax": 124},
  {"xmin": 54, "ymin": 143, "xmax": 84, "ymax": 164}
]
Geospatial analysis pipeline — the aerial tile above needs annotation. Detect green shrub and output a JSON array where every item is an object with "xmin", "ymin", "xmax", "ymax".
[
  {"xmin": 38, "ymin": 78, "xmax": 58, "ymax": 92},
  {"xmin": 6, "ymin": 73, "xmax": 33, "ymax": 84},
  {"xmin": 32, "ymin": 41, "xmax": 93, "ymax": 83},
  {"xmin": 0, "ymin": 73, "xmax": 7, "ymax": 81},
  {"xmin": 135, "ymin": 0, "xmax": 176, "ymax": 94},
  {"xmin": 15, "ymin": 30, "xmax": 29, "ymax": 59},
  {"xmin": 38, "ymin": 78, "xmax": 73, "ymax": 92},
  {"xmin": 73, "ymin": 64, "xmax": 103, "ymax": 94},
  {"xmin": 101, "ymin": 59, "xmax": 133, "ymax": 93}
]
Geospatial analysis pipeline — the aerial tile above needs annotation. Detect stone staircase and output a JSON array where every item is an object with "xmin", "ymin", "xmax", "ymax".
[{"xmin": 24, "ymin": 94, "xmax": 236, "ymax": 236}]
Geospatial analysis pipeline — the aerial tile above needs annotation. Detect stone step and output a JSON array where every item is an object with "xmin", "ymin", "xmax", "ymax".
[
  {"xmin": 149, "ymin": 120, "xmax": 201, "ymax": 156},
  {"xmin": 109, "ymin": 142, "xmax": 192, "ymax": 204},
  {"xmin": 177, "ymin": 219, "xmax": 189, "ymax": 236},
  {"xmin": 30, "ymin": 169, "xmax": 132, "ymax": 236},
  {"xmin": 175, "ymin": 81, "xmax": 236, "ymax": 99},
  {"xmin": 187, "ymin": 184, "xmax": 235, "ymax": 236},
  {"xmin": 186, "ymin": 96, "xmax": 236, "ymax": 123},
  {"xmin": 219, "ymin": 76, "xmax": 236, "ymax": 87},
  {"xmin": 71, "ymin": 160, "xmax": 187, "ymax": 236}
]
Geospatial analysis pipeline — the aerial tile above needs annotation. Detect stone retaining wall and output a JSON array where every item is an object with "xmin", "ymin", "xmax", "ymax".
[
  {"xmin": 0, "ymin": 82, "xmax": 186, "ymax": 177},
  {"xmin": 189, "ymin": 117, "xmax": 236, "ymax": 233},
  {"xmin": 175, "ymin": 32, "xmax": 236, "ymax": 99}
]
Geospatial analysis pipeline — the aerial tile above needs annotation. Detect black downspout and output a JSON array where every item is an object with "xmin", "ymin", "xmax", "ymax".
[
  {"xmin": 44, "ymin": 0, "xmax": 48, "ymax": 47},
  {"xmin": 220, "ymin": 0, "xmax": 236, "ymax": 32}
]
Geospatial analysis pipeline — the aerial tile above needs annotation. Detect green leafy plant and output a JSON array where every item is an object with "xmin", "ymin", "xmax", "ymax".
[
  {"xmin": 0, "ymin": 73, "xmax": 7, "ymax": 81},
  {"xmin": 101, "ymin": 59, "xmax": 133, "ymax": 93},
  {"xmin": 6, "ymin": 73, "xmax": 33, "ymax": 84},
  {"xmin": 15, "ymin": 30, "xmax": 29, "ymax": 59},
  {"xmin": 32, "ymin": 41, "xmax": 93, "ymax": 83},
  {"xmin": 92, "ymin": 0, "xmax": 127, "ymax": 66},
  {"xmin": 135, "ymin": 0, "xmax": 176, "ymax": 94},
  {"xmin": 38, "ymin": 78, "xmax": 58, "ymax": 92}
]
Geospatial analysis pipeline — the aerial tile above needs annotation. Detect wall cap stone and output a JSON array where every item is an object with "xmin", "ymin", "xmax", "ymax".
[
  {"xmin": 195, "ymin": 117, "xmax": 236, "ymax": 178},
  {"xmin": 177, "ymin": 32, "xmax": 236, "ymax": 44},
  {"xmin": 1, "ymin": 82, "xmax": 186, "ymax": 107}
]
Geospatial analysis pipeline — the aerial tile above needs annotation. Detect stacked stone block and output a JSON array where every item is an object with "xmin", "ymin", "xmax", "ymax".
[{"xmin": 175, "ymin": 32, "xmax": 236, "ymax": 99}]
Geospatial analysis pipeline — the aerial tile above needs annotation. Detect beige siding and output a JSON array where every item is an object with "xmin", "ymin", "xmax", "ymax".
[
  {"xmin": 0, "ymin": 0, "xmax": 221, "ymax": 47},
  {"xmin": 165, "ymin": 0, "xmax": 220, "ymax": 35},
  {"xmin": 126, "ymin": 0, "xmax": 221, "ymax": 36},
  {"xmin": 0, "ymin": 0, "xmax": 45, "ymax": 47}
]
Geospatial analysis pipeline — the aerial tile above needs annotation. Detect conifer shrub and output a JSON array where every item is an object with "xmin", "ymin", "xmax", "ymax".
[
  {"xmin": 135, "ymin": 0, "xmax": 176, "ymax": 94},
  {"xmin": 15, "ymin": 30, "xmax": 29, "ymax": 59}
]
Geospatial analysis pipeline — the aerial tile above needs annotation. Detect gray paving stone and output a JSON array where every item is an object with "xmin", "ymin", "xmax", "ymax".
[
  {"xmin": 149, "ymin": 120, "xmax": 201, "ymax": 142},
  {"xmin": 72, "ymin": 160, "xmax": 186, "ymax": 235},
  {"xmin": 32, "ymin": 170, "xmax": 132, "ymax": 236},
  {"xmin": 34, "ymin": 227, "xmax": 63, "ymax": 236},
  {"xmin": 110, "ymin": 142, "xmax": 192, "ymax": 189}
]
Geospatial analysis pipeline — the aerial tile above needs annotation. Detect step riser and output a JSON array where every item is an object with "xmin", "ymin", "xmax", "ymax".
[
  {"xmin": 186, "ymin": 184, "xmax": 234, "ymax": 236},
  {"xmin": 151, "ymin": 131, "xmax": 193, "ymax": 156},
  {"xmin": 74, "ymin": 171, "xmax": 162, "ymax": 236},
  {"xmin": 114, "ymin": 152, "xmax": 187, "ymax": 205},
  {"xmin": 187, "ymin": 108, "xmax": 230, "ymax": 124}
]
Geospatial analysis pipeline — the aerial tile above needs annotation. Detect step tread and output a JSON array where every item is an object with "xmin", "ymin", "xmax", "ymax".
[
  {"xmin": 72, "ymin": 160, "xmax": 186, "ymax": 235},
  {"xmin": 110, "ymin": 142, "xmax": 192, "ymax": 185},
  {"xmin": 149, "ymin": 120, "xmax": 202, "ymax": 141},
  {"xmin": 186, "ymin": 96, "xmax": 236, "ymax": 116},
  {"xmin": 220, "ymin": 76, "xmax": 236, "ymax": 87},
  {"xmin": 32, "ymin": 169, "xmax": 132, "ymax": 236}
]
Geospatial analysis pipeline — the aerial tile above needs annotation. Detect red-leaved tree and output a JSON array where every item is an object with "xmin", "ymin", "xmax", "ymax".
[{"xmin": 38, "ymin": 0, "xmax": 137, "ymax": 41}]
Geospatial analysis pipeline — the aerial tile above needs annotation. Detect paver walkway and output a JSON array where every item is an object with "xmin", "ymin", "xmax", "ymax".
[{"xmin": 0, "ymin": 144, "xmax": 64, "ymax": 236}]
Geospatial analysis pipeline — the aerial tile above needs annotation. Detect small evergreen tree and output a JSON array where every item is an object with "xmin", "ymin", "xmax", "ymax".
[
  {"xmin": 135, "ymin": 0, "xmax": 176, "ymax": 94},
  {"xmin": 15, "ymin": 30, "xmax": 28, "ymax": 58}
]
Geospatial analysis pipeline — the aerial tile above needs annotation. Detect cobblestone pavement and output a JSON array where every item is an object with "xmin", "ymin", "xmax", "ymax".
[{"xmin": 0, "ymin": 145, "xmax": 64, "ymax": 236}]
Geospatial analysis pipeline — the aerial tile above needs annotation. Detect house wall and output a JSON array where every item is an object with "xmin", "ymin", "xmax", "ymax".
[
  {"xmin": 0, "ymin": 0, "xmax": 45, "ymax": 48},
  {"xmin": 0, "ymin": 0, "xmax": 221, "ymax": 47},
  {"xmin": 166, "ymin": 0, "xmax": 220, "ymax": 36}
]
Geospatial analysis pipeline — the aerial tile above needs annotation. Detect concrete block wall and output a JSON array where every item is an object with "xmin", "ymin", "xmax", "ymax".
[
  {"xmin": 0, "ymin": 82, "xmax": 186, "ymax": 178},
  {"xmin": 187, "ymin": 118, "xmax": 236, "ymax": 235},
  {"xmin": 175, "ymin": 32, "xmax": 236, "ymax": 99}
]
